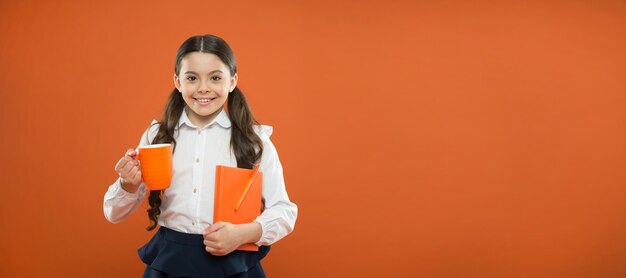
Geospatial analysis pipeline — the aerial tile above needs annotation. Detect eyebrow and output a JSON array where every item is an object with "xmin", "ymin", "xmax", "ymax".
[{"xmin": 183, "ymin": 70, "xmax": 224, "ymax": 75}]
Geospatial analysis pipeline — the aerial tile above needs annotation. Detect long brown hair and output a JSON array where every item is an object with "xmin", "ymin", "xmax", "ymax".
[{"xmin": 146, "ymin": 34, "xmax": 264, "ymax": 231}]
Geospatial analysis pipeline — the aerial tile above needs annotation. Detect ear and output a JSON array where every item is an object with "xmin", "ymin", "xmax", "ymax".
[
  {"xmin": 173, "ymin": 74, "xmax": 181, "ymax": 92},
  {"xmin": 229, "ymin": 73, "xmax": 238, "ymax": 93}
]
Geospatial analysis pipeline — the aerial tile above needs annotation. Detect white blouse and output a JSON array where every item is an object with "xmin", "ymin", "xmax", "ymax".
[{"xmin": 103, "ymin": 108, "xmax": 298, "ymax": 246}]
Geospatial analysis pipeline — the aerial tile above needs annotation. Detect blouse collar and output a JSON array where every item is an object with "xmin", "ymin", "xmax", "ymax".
[{"xmin": 178, "ymin": 106, "xmax": 232, "ymax": 129}]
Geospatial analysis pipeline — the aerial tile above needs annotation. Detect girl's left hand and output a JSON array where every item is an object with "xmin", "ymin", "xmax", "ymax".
[{"xmin": 203, "ymin": 222, "xmax": 243, "ymax": 256}]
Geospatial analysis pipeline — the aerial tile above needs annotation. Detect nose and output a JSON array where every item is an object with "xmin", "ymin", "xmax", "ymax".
[{"xmin": 198, "ymin": 80, "xmax": 210, "ymax": 93}]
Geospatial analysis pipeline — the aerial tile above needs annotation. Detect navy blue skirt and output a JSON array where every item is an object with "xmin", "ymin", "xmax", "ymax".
[{"xmin": 138, "ymin": 226, "xmax": 270, "ymax": 278}]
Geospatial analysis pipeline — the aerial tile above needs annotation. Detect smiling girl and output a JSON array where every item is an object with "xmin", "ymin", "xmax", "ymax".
[{"xmin": 103, "ymin": 34, "xmax": 298, "ymax": 278}]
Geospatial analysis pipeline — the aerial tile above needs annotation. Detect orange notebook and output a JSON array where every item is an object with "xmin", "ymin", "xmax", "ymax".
[{"xmin": 214, "ymin": 165, "xmax": 263, "ymax": 251}]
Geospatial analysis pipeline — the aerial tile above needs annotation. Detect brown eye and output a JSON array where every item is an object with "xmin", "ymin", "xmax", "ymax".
[
  {"xmin": 211, "ymin": 76, "xmax": 221, "ymax": 81},
  {"xmin": 187, "ymin": 76, "xmax": 197, "ymax": 81}
]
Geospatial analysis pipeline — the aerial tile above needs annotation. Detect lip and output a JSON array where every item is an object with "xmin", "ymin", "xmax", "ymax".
[{"xmin": 193, "ymin": 97, "xmax": 216, "ymax": 106}]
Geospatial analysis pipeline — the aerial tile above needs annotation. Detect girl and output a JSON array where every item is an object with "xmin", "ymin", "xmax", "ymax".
[{"xmin": 103, "ymin": 34, "xmax": 298, "ymax": 278}]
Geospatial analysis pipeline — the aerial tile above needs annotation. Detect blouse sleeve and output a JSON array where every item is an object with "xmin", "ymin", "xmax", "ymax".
[
  {"xmin": 103, "ymin": 120, "xmax": 159, "ymax": 223},
  {"xmin": 253, "ymin": 125, "xmax": 298, "ymax": 246}
]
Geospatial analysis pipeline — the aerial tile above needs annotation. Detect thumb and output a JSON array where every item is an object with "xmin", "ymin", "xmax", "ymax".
[
  {"xmin": 126, "ymin": 149, "xmax": 137, "ymax": 157},
  {"xmin": 205, "ymin": 222, "xmax": 227, "ymax": 234}
]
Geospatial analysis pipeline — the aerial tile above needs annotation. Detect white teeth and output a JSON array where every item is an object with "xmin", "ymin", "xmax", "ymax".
[{"xmin": 196, "ymin": 98, "xmax": 211, "ymax": 103}]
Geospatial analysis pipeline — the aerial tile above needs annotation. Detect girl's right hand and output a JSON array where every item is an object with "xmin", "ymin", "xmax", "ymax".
[{"xmin": 114, "ymin": 149, "xmax": 142, "ymax": 193}]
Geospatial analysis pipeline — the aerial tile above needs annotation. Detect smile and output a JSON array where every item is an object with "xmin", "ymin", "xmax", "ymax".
[{"xmin": 194, "ymin": 97, "xmax": 216, "ymax": 104}]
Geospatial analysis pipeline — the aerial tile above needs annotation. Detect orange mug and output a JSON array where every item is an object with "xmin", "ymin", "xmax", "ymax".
[{"xmin": 136, "ymin": 143, "xmax": 173, "ymax": 190}]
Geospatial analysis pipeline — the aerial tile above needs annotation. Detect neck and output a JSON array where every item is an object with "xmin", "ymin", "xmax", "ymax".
[{"xmin": 186, "ymin": 106, "xmax": 223, "ymax": 128}]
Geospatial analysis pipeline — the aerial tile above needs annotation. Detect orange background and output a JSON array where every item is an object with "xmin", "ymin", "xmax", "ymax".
[{"xmin": 1, "ymin": 1, "xmax": 625, "ymax": 277}]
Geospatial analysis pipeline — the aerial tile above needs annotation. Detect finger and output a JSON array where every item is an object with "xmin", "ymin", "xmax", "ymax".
[
  {"xmin": 115, "ymin": 156, "xmax": 131, "ymax": 172},
  {"xmin": 130, "ymin": 156, "xmax": 140, "ymax": 166},
  {"xmin": 125, "ymin": 154, "xmax": 139, "ymax": 166},
  {"xmin": 121, "ymin": 161, "xmax": 136, "ymax": 175},
  {"xmin": 204, "ymin": 241, "xmax": 223, "ymax": 252},
  {"xmin": 202, "ymin": 225, "xmax": 216, "ymax": 236},
  {"xmin": 205, "ymin": 245, "xmax": 220, "ymax": 254},
  {"xmin": 119, "ymin": 170, "xmax": 135, "ymax": 183},
  {"xmin": 208, "ymin": 248, "xmax": 227, "ymax": 256},
  {"xmin": 129, "ymin": 163, "xmax": 138, "ymax": 174},
  {"xmin": 206, "ymin": 222, "xmax": 226, "ymax": 233},
  {"xmin": 127, "ymin": 166, "xmax": 139, "ymax": 177},
  {"xmin": 117, "ymin": 150, "xmax": 138, "ymax": 170},
  {"xmin": 203, "ymin": 232, "xmax": 219, "ymax": 242},
  {"xmin": 125, "ymin": 148, "xmax": 137, "ymax": 157},
  {"xmin": 126, "ymin": 166, "xmax": 141, "ymax": 179},
  {"xmin": 208, "ymin": 250, "xmax": 226, "ymax": 256},
  {"xmin": 131, "ymin": 169, "xmax": 142, "ymax": 184},
  {"xmin": 127, "ymin": 166, "xmax": 139, "ymax": 180},
  {"xmin": 204, "ymin": 239, "xmax": 218, "ymax": 247}
]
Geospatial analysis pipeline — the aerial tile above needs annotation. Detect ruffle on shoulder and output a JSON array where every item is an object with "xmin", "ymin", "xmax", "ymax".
[
  {"xmin": 147, "ymin": 120, "xmax": 161, "ymax": 143},
  {"xmin": 253, "ymin": 125, "xmax": 273, "ymax": 142}
]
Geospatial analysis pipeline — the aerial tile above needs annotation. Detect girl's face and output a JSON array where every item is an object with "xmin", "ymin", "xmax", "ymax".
[{"xmin": 174, "ymin": 52, "xmax": 238, "ymax": 127}]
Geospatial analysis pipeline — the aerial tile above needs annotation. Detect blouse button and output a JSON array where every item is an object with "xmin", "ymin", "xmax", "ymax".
[
  {"xmin": 193, "ymin": 188, "xmax": 197, "ymax": 193},
  {"xmin": 192, "ymin": 221, "xmax": 196, "ymax": 226},
  {"xmin": 195, "ymin": 158, "xmax": 200, "ymax": 163}
]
